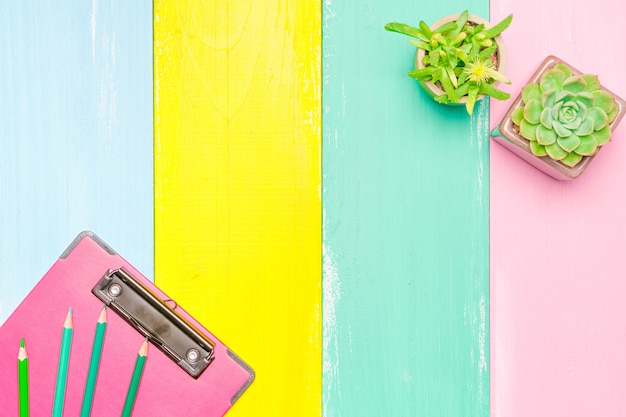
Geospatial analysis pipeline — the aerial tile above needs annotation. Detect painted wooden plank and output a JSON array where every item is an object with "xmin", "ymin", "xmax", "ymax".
[
  {"xmin": 0, "ymin": 2, "xmax": 153, "ymax": 324},
  {"xmin": 153, "ymin": 1, "xmax": 321, "ymax": 415},
  {"xmin": 490, "ymin": 2, "xmax": 626, "ymax": 416},
  {"xmin": 323, "ymin": 1, "xmax": 490, "ymax": 416}
]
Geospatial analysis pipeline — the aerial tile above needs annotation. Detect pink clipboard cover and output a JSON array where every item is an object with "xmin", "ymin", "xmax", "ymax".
[{"xmin": 0, "ymin": 231, "xmax": 254, "ymax": 416}]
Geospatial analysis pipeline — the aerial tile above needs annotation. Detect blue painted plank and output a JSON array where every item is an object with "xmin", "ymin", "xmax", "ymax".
[
  {"xmin": 0, "ymin": 1, "xmax": 153, "ymax": 323},
  {"xmin": 323, "ymin": 1, "xmax": 490, "ymax": 416}
]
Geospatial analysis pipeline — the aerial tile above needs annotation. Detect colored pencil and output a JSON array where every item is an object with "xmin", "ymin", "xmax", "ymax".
[
  {"xmin": 52, "ymin": 308, "xmax": 73, "ymax": 417},
  {"xmin": 80, "ymin": 306, "xmax": 107, "ymax": 417},
  {"xmin": 18, "ymin": 338, "xmax": 29, "ymax": 417},
  {"xmin": 121, "ymin": 339, "xmax": 148, "ymax": 417}
]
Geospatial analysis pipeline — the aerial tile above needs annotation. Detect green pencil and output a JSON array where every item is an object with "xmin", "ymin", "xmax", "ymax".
[
  {"xmin": 52, "ymin": 308, "xmax": 73, "ymax": 417},
  {"xmin": 18, "ymin": 338, "xmax": 29, "ymax": 417},
  {"xmin": 121, "ymin": 339, "xmax": 148, "ymax": 417},
  {"xmin": 80, "ymin": 306, "xmax": 107, "ymax": 417}
]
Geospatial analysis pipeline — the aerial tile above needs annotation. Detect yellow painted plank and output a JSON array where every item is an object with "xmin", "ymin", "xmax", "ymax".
[{"xmin": 154, "ymin": 1, "xmax": 321, "ymax": 415}]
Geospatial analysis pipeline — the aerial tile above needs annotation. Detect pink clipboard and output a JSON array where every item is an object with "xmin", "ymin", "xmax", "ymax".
[{"xmin": 0, "ymin": 231, "xmax": 254, "ymax": 416}]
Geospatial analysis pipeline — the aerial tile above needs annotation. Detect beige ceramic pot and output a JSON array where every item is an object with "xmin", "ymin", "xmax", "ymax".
[{"xmin": 415, "ymin": 13, "xmax": 508, "ymax": 105}]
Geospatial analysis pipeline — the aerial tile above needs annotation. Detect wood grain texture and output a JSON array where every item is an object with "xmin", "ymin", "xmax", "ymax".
[
  {"xmin": 0, "ymin": 1, "xmax": 153, "ymax": 324},
  {"xmin": 323, "ymin": 1, "xmax": 490, "ymax": 416},
  {"xmin": 153, "ymin": 1, "xmax": 321, "ymax": 415},
  {"xmin": 490, "ymin": 2, "xmax": 626, "ymax": 416}
]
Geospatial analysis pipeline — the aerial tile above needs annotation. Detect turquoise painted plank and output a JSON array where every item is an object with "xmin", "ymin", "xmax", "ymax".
[
  {"xmin": 323, "ymin": 1, "xmax": 489, "ymax": 416},
  {"xmin": 0, "ymin": 2, "xmax": 153, "ymax": 323}
]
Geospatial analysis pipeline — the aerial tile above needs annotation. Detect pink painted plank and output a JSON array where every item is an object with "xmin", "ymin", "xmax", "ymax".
[{"xmin": 490, "ymin": 2, "xmax": 626, "ymax": 417}]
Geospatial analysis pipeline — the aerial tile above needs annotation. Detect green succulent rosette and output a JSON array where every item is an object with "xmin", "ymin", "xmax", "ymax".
[{"xmin": 511, "ymin": 63, "xmax": 618, "ymax": 167}]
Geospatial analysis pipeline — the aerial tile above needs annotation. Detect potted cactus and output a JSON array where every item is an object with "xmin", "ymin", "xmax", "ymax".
[
  {"xmin": 385, "ymin": 10, "xmax": 513, "ymax": 115},
  {"xmin": 491, "ymin": 55, "xmax": 626, "ymax": 180}
]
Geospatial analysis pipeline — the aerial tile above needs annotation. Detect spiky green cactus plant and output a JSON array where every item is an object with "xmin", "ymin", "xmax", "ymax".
[
  {"xmin": 511, "ymin": 63, "xmax": 618, "ymax": 167},
  {"xmin": 385, "ymin": 10, "xmax": 513, "ymax": 115}
]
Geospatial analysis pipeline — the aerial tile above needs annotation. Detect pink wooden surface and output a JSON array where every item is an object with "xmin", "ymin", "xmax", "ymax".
[{"xmin": 490, "ymin": 2, "xmax": 626, "ymax": 416}]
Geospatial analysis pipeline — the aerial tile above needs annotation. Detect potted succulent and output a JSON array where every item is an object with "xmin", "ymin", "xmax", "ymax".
[
  {"xmin": 385, "ymin": 10, "xmax": 513, "ymax": 115},
  {"xmin": 491, "ymin": 55, "xmax": 626, "ymax": 180}
]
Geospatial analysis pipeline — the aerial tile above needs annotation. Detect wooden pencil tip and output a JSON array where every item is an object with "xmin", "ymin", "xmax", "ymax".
[
  {"xmin": 139, "ymin": 339, "xmax": 149, "ymax": 357},
  {"xmin": 98, "ymin": 305, "xmax": 107, "ymax": 323},
  {"xmin": 18, "ymin": 338, "xmax": 28, "ymax": 360},
  {"xmin": 64, "ymin": 308, "xmax": 74, "ymax": 329}
]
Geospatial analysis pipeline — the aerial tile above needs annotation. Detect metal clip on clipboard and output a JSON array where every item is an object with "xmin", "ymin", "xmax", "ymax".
[{"xmin": 92, "ymin": 268, "xmax": 215, "ymax": 379}]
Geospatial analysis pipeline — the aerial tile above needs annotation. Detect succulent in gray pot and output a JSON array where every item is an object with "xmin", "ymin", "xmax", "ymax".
[
  {"xmin": 491, "ymin": 55, "xmax": 626, "ymax": 180},
  {"xmin": 385, "ymin": 10, "xmax": 513, "ymax": 115}
]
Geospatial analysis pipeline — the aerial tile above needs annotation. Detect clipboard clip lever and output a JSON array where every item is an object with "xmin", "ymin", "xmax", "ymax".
[{"xmin": 92, "ymin": 268, "xmax": 215, "ymax": 379}]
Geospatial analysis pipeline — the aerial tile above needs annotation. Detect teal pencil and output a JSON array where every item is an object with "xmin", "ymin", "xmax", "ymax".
[
  {"xmin": 18, "ymin": 338, "xmax": 29, "ymax": 417},
  {"xmin": 52, "ymin": 308, "xmax": 73, "ymax": 417},
  {"xmin": 80, "ymin": 306, "xmax": 107, "ymax": 417},
  {"xmin": 121, "ymin": 339, "xmax": 148, "ymax": 417}
]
